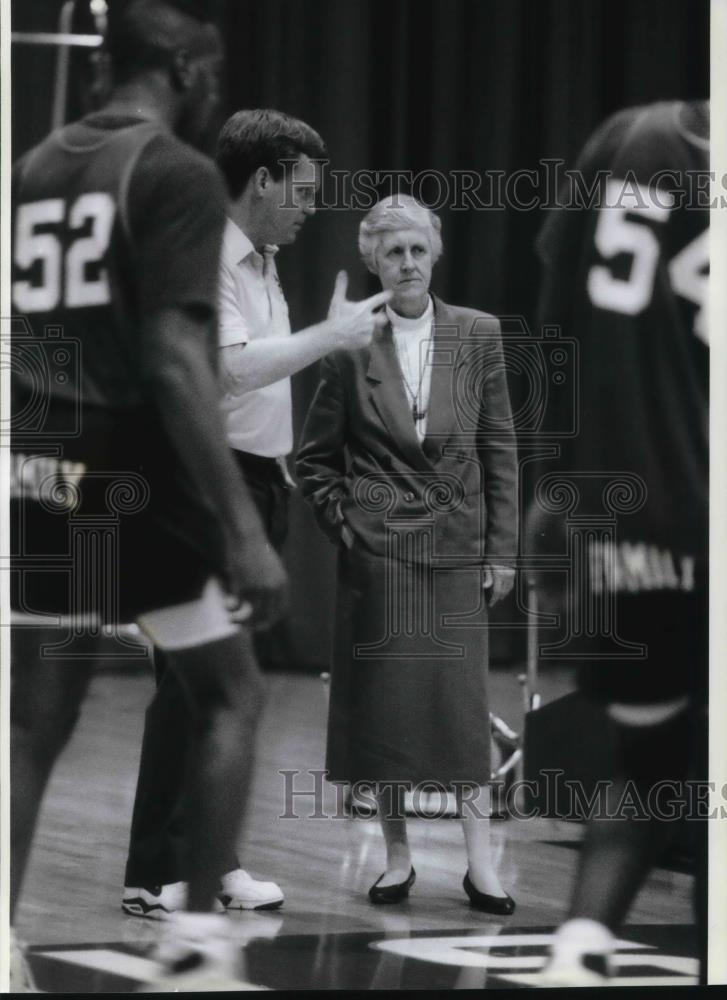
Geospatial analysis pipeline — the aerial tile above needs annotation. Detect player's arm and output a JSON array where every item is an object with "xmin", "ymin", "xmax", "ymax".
[
  {"xmin": 219, "ymin": 271, "xmax": 390, "ymax": 393},
  {"xmin": 130, "ymin": 141, "xmax": 285, "ymax": 623},
  {"xmin": 141, "ymin": 305, "xmax": 286, "ymax": 625}
]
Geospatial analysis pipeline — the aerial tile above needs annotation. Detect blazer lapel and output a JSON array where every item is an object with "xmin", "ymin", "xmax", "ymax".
[
  {"xmin": 366, "ymin": 325, "xmax": 433, "ymax": 472},
  {"xmin": 422, "ymin": 296, "xmax": 461, "ymax": 463}
]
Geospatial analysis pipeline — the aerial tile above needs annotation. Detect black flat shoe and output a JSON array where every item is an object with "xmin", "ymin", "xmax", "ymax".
[
  {"xmin": 463, "ymin": 871, "xmax": 516, "ymax": 915},
  {"xmin": 368, "ymin": 866, "xmax": 416, "ymax": 904}
]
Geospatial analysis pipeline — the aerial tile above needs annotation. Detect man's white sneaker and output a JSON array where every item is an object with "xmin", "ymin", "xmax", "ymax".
[
  {"xmin": 122, "ymin": 881, "xmax": 187, "ymax": 920},
  {"xmin": 122, "ymin": 870, "xmax": 283, "ymax": 919},
  {"xmin": 538, "ymin": 918, "xmax": 614, "ymax": 987},
  {"xmin": 136, "ymin": 911, "xmax": 266, "ymax": 992},
  {"xmin": 218, "ymin": 868, "xmax": 284, "ymax": 911}
]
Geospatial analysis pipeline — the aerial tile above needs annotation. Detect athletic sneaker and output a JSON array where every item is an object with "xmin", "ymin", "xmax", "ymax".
[
  {"xmin": 122, "ymin": 869, "xmax": 283, "ymax": 919},
  {"xmin": 538, "ymin": 918, "xmax": 614, "ymax": 987},
  {"xmin": 9, "ymin": 930, "xmax": 38, "ymax": 993},
  {"xmin": 122, "ymin": 881, "xmax": 187, "ymax": 920},
  {"xmin": 218, "ymin": 869, "xmax": 284, "ymax": 911},
  {"xmin": 136, "ymin": 911, "xmax": 267, "ymax": 992}
]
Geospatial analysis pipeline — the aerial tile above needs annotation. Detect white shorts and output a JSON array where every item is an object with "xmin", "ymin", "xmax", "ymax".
[{"xmin": 12, "ymin": 578, "xmax": 252, "ymax": 652}]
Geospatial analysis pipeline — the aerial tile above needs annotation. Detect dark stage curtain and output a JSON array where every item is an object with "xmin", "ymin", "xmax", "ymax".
[
  {"xmin": 220, "ymin": 0, "xmax": 708, "ymax": 668},
  {"xmin": 9, "ymin": 0, "xmax": 709, "ymax": 668}
]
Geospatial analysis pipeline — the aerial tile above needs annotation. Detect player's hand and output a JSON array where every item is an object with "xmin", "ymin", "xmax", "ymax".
[
  {"xmin": 327, "ymin": 271, "xmax": 392, "ymax": 350},
  {"xmin": 225, "ymin": 535, "xmax": 288, "ymax": 630},
  {"xmin": 483, "ymin": 565, "xmax": 515, "ymax": 607}
]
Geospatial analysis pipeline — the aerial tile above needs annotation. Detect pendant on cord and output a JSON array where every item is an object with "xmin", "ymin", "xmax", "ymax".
[{"xmin": 412, "ymin": 403, "xmax": 427, "ymax": 423}]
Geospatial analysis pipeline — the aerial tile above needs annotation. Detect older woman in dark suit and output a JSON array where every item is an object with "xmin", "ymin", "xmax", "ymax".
[{"xmin": 296, "ymin": 195, "xmax": 518, "ymax": 911}]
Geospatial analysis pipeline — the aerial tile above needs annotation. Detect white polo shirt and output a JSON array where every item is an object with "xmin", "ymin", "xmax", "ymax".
[{"xmin": 218, "ymin": 217, "xmax": 293, "ymax": 457}]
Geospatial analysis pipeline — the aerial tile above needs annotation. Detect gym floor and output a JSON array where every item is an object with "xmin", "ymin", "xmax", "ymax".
[{"xmin": 16, "ymin": 661, "xmax": 697, "ymax": 991}]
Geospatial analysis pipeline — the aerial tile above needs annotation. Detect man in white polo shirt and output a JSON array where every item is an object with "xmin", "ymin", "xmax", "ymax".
[
  {"xmin": 122, "ymin": 108, "xmax": 390, "ymax": 918},
  {"xmin": 216, "ymin": 110, "xmax": 390, "ymax": 568}
]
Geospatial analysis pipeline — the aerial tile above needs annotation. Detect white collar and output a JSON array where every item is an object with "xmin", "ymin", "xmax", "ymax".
[
  {"xmin": 223, "ymin": 217, "xmax": 279, "ymax": 266},
  {"xmin": 386, "ymin": 295, "xmax": 434, "ymax": 333}
]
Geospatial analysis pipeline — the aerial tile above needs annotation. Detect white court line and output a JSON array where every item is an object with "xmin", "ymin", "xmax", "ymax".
[
  {"xmin": 497, "ymin": 952, "xmax": 699, "ymax": 988},
  {"xmin": 372, "ymin": 932, "xmax": 652, "ymax": 951},
  {"xmin": 37, "ymin": 948, "xmax": 160, "ymax": 983},
  {"xmin": 371, "ymin": 933, "xmax": 653, "ymax": 966},
  {"xmin": 503, "ymin": 973, "xmax": 699, "ymax": 988}
]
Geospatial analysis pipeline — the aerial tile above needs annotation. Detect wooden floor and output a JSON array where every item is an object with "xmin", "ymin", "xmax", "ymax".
[{"xmin": 15, "ymin": 661, "xmax": 696, "ymax": 990}]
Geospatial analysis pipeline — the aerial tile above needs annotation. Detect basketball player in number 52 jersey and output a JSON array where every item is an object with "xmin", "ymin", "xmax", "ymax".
[{"xmin": 9, "ymin": 1, "xmax": 285, "ymax": 990}]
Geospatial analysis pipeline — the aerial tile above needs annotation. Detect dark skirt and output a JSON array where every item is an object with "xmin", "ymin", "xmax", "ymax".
[{"xmin": 326, "ymin": 547, "xmax": 491, "ymax": 787}]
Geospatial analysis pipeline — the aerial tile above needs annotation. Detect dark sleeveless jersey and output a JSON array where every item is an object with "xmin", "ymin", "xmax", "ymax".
[
  {"xmin": 9, "ymin": 116, "xmax": 230, "ymax": 614},
  {"xmin": 11, "ymin": 114, "xmax": 227, "ymax": 423},
  {"xmin": 535, "ymin": 101, "xmax": 709, "ymax": 560}
]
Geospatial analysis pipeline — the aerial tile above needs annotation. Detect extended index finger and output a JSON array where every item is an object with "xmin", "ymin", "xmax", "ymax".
[
  {"xmin": 331, "ymin": 270, "xmax": 348, "ymax": 304},
  {"xmin": 363, "ymin": 289, "xmax": 393, "ymax": 311}
]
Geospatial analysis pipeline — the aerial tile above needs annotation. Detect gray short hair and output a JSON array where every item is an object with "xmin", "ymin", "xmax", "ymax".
[{"xmin": 358, "ymin": 194, "xmax": 443, "ymax": 274}]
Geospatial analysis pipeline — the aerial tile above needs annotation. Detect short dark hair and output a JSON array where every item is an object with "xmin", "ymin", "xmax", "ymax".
[
  {"xmin": 105, "ymin": 0, "xmax": 217, "ymax": 84},
  {"xmin": 216, "ymin": 109, "xmax": 328, "ymax": 199}
]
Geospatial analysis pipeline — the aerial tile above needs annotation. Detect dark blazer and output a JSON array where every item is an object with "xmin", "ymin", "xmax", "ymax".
[{"xmin": 296, "ymin": 295, "xmax": 518, "ymax": 565}]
